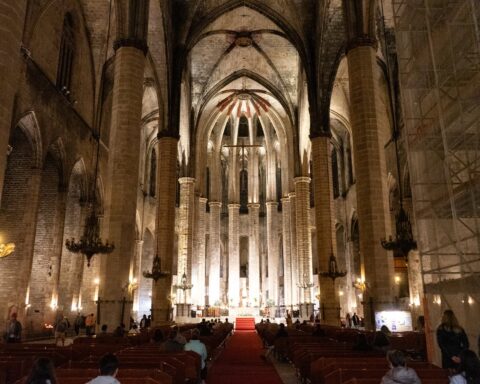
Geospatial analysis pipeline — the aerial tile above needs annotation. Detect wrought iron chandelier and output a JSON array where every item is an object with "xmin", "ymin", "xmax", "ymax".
[
  {"xmin": 378, "ymin": 0, "xmax": 417, "ymax": 259},
  {"xmin": 65, "ymin": 134, "xmax": 114, "ymax": 266},
  {"xmin": 173, "ymin": 270, "xmax": 193, "ymax": 291},
  {"xmin": 320, "ymin": 254, "xmax": 347, "ymax": 282},
  {"xmin": 143, "ymin": 253, "xmax": 170, "ymax": 282}
]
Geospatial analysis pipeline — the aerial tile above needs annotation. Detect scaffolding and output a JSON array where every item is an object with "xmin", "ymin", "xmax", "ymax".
[{"xmin": 393, "ymin": 0, "xmax": 480, "ymax": 304}]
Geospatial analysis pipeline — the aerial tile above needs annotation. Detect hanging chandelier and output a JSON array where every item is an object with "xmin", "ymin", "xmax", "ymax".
[
  {"xmin": 173, "ymin": 270, "xmax": 193, "ymax": 291},
  {"xmin": 320, "ymin": 254, "xmax": 347, "ymax": 282},
  {"xmin": 381, "ymin": 203, "xmax": 417, "ymax": 258},
  {"xmin": 143, "ymin": 254, "xmax": 170, "ymax": 282},
  {"xmin": 65, "ymin": 134, "xmax": 114, "ymax": 266}
]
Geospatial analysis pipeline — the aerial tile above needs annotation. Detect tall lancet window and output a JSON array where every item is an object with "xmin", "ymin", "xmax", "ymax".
[
  {"xmin": 149, "ymin": 149, "xmax": 156, "ymax": 197},
  {"xmin": 239, "ymin": 169, "xmax": 248, "ymax": 213},
  {"xmin": 57, "ymin": 13, "xmax": 75, "ymax": 92},
  {"xmin": 332, "ymin": 149, "xmax": 340, "ymax": 199}
]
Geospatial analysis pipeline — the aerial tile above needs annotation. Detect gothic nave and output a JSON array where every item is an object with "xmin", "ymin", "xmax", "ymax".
[{"xmin": 0, "ymin": 0, "xmax": 479, "ymax": 367}]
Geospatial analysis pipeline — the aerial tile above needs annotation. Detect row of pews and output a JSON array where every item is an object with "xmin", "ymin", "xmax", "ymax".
[
  {"xmin": 0, "ymin": 322, "xmax": 233, "ymax": 384},
  {"xmin": 256, "ymin": 322, "xmax": 449, "ymax": 384}
]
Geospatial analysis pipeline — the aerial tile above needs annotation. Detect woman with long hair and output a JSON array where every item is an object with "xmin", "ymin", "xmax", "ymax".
[
  {"xmin": 25, "ymin": 357, "xmax": 57, "ymax": 384},
  {"xmin": 437, "ymin": 309, "xmax": 470, "ymax": 369}
]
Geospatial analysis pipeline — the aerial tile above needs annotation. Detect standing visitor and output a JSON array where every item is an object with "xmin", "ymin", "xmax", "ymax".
[
  {"xmin": 54, "ymin": 317, "xmax": 69, "ymax": 346},
  {"xmin": 74, "ymin": 313, "xmax": 83, "ymax": 336},
  {"xmin": 437, "ymin": 309, "xmax": 469, "ymax": 369},
  {"xmin": 352, "ymin": 312, "xmax": 360, "ymax": 328},
  {"xmin": 85, "ymin": 313, "xmax": 96, "ymax": 336},
  {"xmin": 5, "ymin": 313, "xmax": 22, "ymax": 343},
  {"xmin": 140, "ymin": 314, "xmax": 147, "ymax": 329}
]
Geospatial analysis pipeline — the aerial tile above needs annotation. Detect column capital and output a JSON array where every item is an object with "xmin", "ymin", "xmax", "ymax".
[
  {"xmin": 247, "ymin": 203, "xmax": 261, "ymax": 209},
  {"xmin": 157, "ymin": 130, "xmax": 180, "ymax": 140},
  {"xmin": 135, "ymin": 239, "xmax": 144, "ymax": 245},
  {"xmin": 266, "ymin": 201, "xmax": 278, "ymax": 207},
  {"xmin": 280, "ymin": 196, "xmax": 290, "ymax": 204},
  {"xmin": 198, "ymin": 197, "xmax": 208, "ymax": 204},
  {"xmin": 288, "ymin": 192, "xmax": 296, "ymax": 199},
  {"xmin": 294, "ymin": 176, "xmax": 311, "ymax": 184},
  {"xmin": 228, "ymin": 203, "xmax": 241, "ymax": 209},
  {"xmin": 310, "ymin": 131, "xmax": 331, "ymax": 140},
  {"xmin": 346, "ymin": 36, "xmax": 378, "ymax": 53},
  {"xmin": 113, "ymin": 37, "xmax": 148, "ymax": 55},
  {"xmin": 178, "ymin": 177, "xmax": 195, "ymax": 185},
  {"xmin": 209, "ymin": 201, "xmax": 222, "ymax": 208}
]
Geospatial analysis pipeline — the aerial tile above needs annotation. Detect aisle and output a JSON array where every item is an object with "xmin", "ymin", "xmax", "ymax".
[{"xmin": 207, "ymin": 331, "xmax": 284, "ymax": 384}]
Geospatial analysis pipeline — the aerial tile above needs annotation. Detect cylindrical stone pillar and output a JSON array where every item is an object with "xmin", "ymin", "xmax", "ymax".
[
  {"xmin": 177, "ymin": 177, "xmax": 195, "ymax": 303},
  {"xmin": 193, "ymin": 197, "xmax": 207, "ymax": 306},
  {"xmin": 294, "ymin": 177, "xmax": 313, "ymax": 304},
  {"xmin": 151, "ymin": 135, "xmax": 178, "ymax": 324},
  {"xmin": 311, "ymin": 135, "xmax": 341, "ymax": 325},
  {"xmin": 99, "ymin": 43, "xmax": 146, "ymax": 328},
  {"xmin": 0, "ymin": 0, "xmax": 27, "ymax": 203},
  {"xmin": 288, "ymin": 192, "xmax": 299, "ymax": 305},
  {"xmin": 248, "ymin": 203, "xmax": 261, "ymax": 306},
  {"xmin": 133, "ymin": 239, "xmax": 144, "ymax": 314},
  {"xmin": 228, "ymin": 203, "xmax": 240, "ymax": 306},
  {"xmin": 281, "ymin": 197, "xmax": 293, "ymax": 307},
  {"xmin": 208, "ymin": 202, "xmax": 222, "ymax": 305},
  {"xmin": 347, "ymin": 41, "xmax": 394, "ymax": 327},
  {"xmin": 266, "ymin": 201, "xmax": 279, "ymax": 304}
]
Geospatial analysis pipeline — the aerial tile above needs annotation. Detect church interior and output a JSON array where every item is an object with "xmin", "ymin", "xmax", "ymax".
[{"xmin": 0, "ymin": 0, "xmax": 479, "ymax": 371}]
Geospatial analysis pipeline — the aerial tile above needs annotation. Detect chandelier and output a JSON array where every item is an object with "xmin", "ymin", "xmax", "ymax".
[
  {"xmin": 174, "ymin": 270, "xmax": 193, "ymax": 291},
  {"xmin": 65, "ymin": 134, "xmax": 114, "ymax": 266},
  {"xmin": 320, "ymin": 254, "xmax": 347, "ymax": 282},
  {"xmin": 381, "ymin": 204, "xmax": 417, "ymax": 258},
  {"xmin": 143, "ymin": 254, "xmax": 170, "ymax": 282}
]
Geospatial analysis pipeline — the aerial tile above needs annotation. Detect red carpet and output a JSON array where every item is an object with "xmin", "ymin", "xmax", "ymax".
[
  {"xmin": 235, "ymin": 317, "xmax": 255, "ymax": 330},
  {"xmin": 207, "ymin": 331, "xmax": 283, "ymax": 384}
]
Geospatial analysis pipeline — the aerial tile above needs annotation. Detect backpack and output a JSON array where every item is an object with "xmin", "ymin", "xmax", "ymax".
[{"xmin": 56, "ymin": 321, "xmax": 67, "ymax": 332}]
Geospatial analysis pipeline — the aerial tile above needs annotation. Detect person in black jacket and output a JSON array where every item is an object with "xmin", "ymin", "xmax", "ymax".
[{"xmin": 436, "ymin": 309, "xmax": 469, "ymax": 369}]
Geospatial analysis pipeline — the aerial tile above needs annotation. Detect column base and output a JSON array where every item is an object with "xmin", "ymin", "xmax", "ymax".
[
  {"xmin": 151, "ymin": 307, "xmax": 173, "ymax": 326},
  {"xmin": 320, "ymin": 304, "xmax": 341, "ymax": 326},
  {"xmin": 175, "ymin": 303, "xmax": 192, "ymax": 318},
  {"xmin": 299, "ymin": 303, "xmax": 315, "ymax": 319}
]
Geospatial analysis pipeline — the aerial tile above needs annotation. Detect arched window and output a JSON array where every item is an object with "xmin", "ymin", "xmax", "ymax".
[
  {"xmin": 238, "ymin": 116, "xmax": 249, "ymax": 138},
  {"xmin": 346, "ymin": 145, "xmax": 354, "ymax": 186},
  {"xmin": 149, "ymin": 149, "xmax": 156, "ymax": 197},
  {"xmin": 57, "ymin": 13, "xmax": 75, "ymax": 92},
  {"xmin": 206, "ymin": 167, "xmax": 211, "ymax": 201},
  {"xmin": 239, "ymin": 169, "xmax": 248, "ymax": 213},
  {"xmin": 332, "ymin": 150, "xmax": 340, "ymax": 199}
]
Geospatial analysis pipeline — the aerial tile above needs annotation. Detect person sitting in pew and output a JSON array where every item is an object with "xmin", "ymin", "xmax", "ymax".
[
  {"xmin": 374, "ymin": 325, "xmax": 392, "ymax": 352},
  {"xmin": 312, "ymin": 324, "xmax": 325, "ymax": 337},
  {"xmin": 25, "ymin": 357, "xmax": 57, "ymax": 384},
  {"xmin": 449, "ymin": 349, "xmax": 480, "ymax": 384},
  {"xmin": 381, "ymin": 349, "xmax": 421, "ymax": 384},
  {"xmin": 87, "ymin": 353, "xmax": 120, "ymax": 384},
  {"xmin": 184, "ymin": 329, "xmax": 208, "ymax": 384},
  {"xmin": 352, "ymin": 333, "xmax": 373, "ymax": 351},
  {"xmin": 161, "ymin": 330, "xmax": 185, "ymax": 352}
]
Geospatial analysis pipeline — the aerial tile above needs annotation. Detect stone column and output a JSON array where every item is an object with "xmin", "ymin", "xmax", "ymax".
[
  {"xmin": 228, "ymin": 204, "xmax": 240, "ymax": 306},
  {"xmin": 294, "ymin": 177, "xmax": 313, "ymax": 305},
  {"xmin": 99, "ymin": 42, "xmax": 146, "ymax": 328},
  {"xmin": 248, "ymin": 203, "xmax": 261, "ymax": 306},
  {"xmin": 176, "ymin": 177, "xmax": 195, "ymax": 304},
  {"xmin": 193, "ymin": 197, "xmax": 208, "ymax": 306},
  {"xmin": 0, "ymin": 0, "xmax": 27, "ymax": 203},
  {"xmin": 151, "ymin": 135, "xmax": 178, "ymax": 324},
  {"xmin": 288, "ymin": 192, "xmax": 299, "ymax": 305},
  {"xmin": 281, "ymin": 197, "xmax": 293, "ymax": 307},
  {"xmin": 208, "ymin": 202, "xmax": 222, "ymax": 305},
  {"xmin": 311, "ymin": 134, "xmax": 341, "ymax": 325},
  {"xmin": 347, "ymin": 40, "xmax": 394, "ymax": 327},
  {"xmin": 133, "ymin": 239, "xmax": 143, "ymax": 313},
  {"xmin": 266, "ymin": 201, "xmax": 279, "ymax": 304}
]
